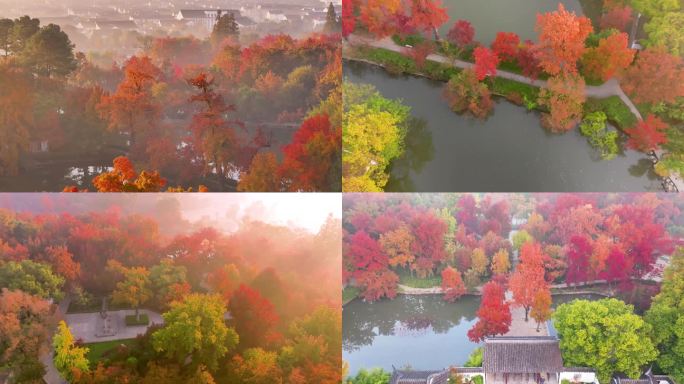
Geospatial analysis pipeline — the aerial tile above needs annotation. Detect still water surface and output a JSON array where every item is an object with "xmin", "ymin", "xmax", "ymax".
[
  {"xmin": 345, "ymin": 61, "xmax": 661, "ymax": 192},
  {"xmin": 343, "ymin": 293, "xmax": 606, "ymax": 376},
  {"xmin": 439, "ymin": 0, "xmax": 584, "ymax": 43}
]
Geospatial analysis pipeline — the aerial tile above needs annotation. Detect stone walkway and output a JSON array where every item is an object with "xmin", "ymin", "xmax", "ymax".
[
  {"xmin": 504, "ymin": 291, "xmax": 549, "ymax": 337},
  {"xmin": 345, "ymin": 34, "xmax": 684, "ymax": 192},
  {"xmin": 65, "ymin": 309, "xmax": 164, "ymax": 343}
]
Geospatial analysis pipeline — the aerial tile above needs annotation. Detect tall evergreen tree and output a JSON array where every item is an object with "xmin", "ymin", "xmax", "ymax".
[
  {"xmin": 20, "ymin": 23, "xmax": 76, "ymax": 77},
  {"xmin": 9, "ymin": 15, "xmax": 39, "ymax": 54},
  {"xmin": 324, "ymin": 2, "xmax": 341, "ymax": 32},
  {"xmin": 212, "ymin": 12, "xmax": 239, "ymax": 45},
  {"xmin": 0, "ymin": 18, "xmax": 13, "ymax": 56}
]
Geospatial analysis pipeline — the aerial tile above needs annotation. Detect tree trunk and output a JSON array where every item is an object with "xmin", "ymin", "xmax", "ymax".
[
  {"xmin": 524, "ymin": 306, "xmax": 530, "ymax": 321},
  {"xmin": 433, "ymin": 27, "xmax": 440, "ymax": 41},
  {"xmin": 536, "ymin": 321, "xmax": 541, "ymax": 332}
]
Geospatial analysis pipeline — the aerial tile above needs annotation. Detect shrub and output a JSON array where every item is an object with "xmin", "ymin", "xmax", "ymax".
[
  {"xmin": 579, "ymin": 111, "xmax": 619, "ymax": 159},
  {"xmin": 443, "ymin": 69, "xmax": 494, "ymax": 119}
]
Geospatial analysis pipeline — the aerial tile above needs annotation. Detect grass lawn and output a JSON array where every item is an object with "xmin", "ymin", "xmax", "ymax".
[
  {"xmin": 343, "ymin": 286, "xmax": 360, "ymax": 305},
  {"xmin": 125, "ymin": 313, "xmax": 149, "ymax": 326},
  {"xmin": 398, "ymin": 270, "xmax": 442, "ymax": 288},
  {"xmin": 585, "ymin": 96, "xmax": 638, "ymax": 130},
  {"xmin": 84, "ymin": 339, "xmax": 135, "ymax": 364}
]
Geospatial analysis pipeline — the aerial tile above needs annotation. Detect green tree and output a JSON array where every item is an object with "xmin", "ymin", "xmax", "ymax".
[
  {"xmin": 149, "ymin": 260, "xmax": 188, "ymax": 309},
  {"xmin": 345, "ymin": 368, "xmax": 391, "ymax": 384},
  {"xmin": 20, "ymin": 23, "xmax": 76, "ymax": 77},
  {"xmin": 631, "ymin": 0, "xmax": 680, "ymax": 17},
  {"xmin": 110, "ymin": 264, "xmax": 152, "ymax": 321},
  {"xmin": 553, "ymin": 299, "xmax": 657, "ymax": 383},
  {"xmin": 0, "ymin": 19, "xmax": 13, "ymax": 55},
  {"xmin": 512, "ymin": 230, "xmax": 533, "ymax": 251},
  {"xmin": 464, "ymin": 347, "xmax": 483, "ymax": 367},
  {"xmin": 53, "ymin": 320, "xmax": 90, "ymax": 381},
  {"xmin": 152, "ymin": 293, "xmax": 238, "ymax": 370},
  {"xmin": 644, "ymin": 12, "xmax": 684, "ymax": 57},
  {"xmin": 579, "ymin": 111, "xmax": 619, "ymax": 160},
  {"xmin": 211, "ymin": 12, "xmax": 239, "ymax": 44},
  {"xmin": 645, "ymin": 247, "xmax": 684, "ymax": 383},
  {"xmin": 0, "ymin": 260, "xmax": 65, "ymax": 300},
  {"xmin": 9, "ymin": 16, "xmax": 39, "ymax": 54},
  {"xmin": 324, "ymin": 2, "xmax": 341, "ymax": 33},
  {"xmin": 342, "ymin": 83, "xmax": 410, "ymax": 191}
]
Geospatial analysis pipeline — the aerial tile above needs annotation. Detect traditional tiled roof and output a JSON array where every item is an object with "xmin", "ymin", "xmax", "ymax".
[
  {"xmin": 483, "ymin": 337, "xmax": 563, "ymax": 373},
  {"xmin": 453, "ymin": 367, "xmax": 484, "ymax": 373},
  {"xmin": 389, "ymin": 370, "xmax": 450, "ymax": 384}
]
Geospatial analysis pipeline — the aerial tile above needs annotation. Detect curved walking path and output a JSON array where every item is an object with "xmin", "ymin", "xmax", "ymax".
[{"xmin": 345, "ymin": 34, "xmax": 683, "ymax": 191}]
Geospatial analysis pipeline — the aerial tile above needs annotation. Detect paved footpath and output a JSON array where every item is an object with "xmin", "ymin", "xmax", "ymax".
[
  {"xmin": 346, "ymin": 34, "xmax": 684, "ymax": 192},
  {"xmin": 504, "ymin": 291, "xmax": 549, "ymax": 337},
  {"xmin": 65, "ymin": 309, "xmax": 164, "ymax": 343}
]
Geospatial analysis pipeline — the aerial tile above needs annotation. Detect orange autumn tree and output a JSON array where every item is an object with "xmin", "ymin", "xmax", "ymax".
[
  {"xmin": 238, "ymin": 152, "xmax": 282, "ymax": 192},
  {"xmin": 581, "ymin": 32, "xmax": 635, "ymax": 82},
  {"xmin": 0, "ymin": 67, "xmax": 34, "ymax": 177},
  {"xmin": 530, "ymin": 287, "xmax": 552, "ymax": 332},
  {"xmin": 538, "ymin": 72, "xmax": 586, "ymax": 132},
  {"xmin": 98, "ymin": 56, "xmax": 162, "ymax": 154},
  {"xmin": 509, "ymin": 242, "xmax": 549, "ymax": 321},
  {"xmin": 379, "ymin": 226, "xmax": 415, "ymax": 269},
  {"xmin": 535, "ymin": 4, "xmax": 593, "ymax": 75},
  {"xmin": 441, "ymin": 266, "xmax": 466, "ymax": 302},
  {"xmin": 621, "ymin": 48, "xmax": 684, "ymax": 104},
  {"xmin": 359, "ymin": 0, "xmax": 404, "ymax": 38},
  {"xmin": 187, "ymin": 72, "xmax": 241, "ymax": 180},
  {"xmin": 63, "ymin": 156, "xmax": 167, "ymax": 192}
]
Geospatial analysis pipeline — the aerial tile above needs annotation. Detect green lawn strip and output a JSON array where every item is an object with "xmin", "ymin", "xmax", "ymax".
[
  {"xmin": 125, "ymin": 313, "xmax": 149, "ymax": 326},
  {"xmin": 347, "ymin": 46, "xmax": 640, "ymax": 131},
  {"xmin": 397, "ymin": 270, "xmax": 441, "ymax": 288},
  {"xmin": 84, "ymin": 339, "xmax": 135, "ymax": 365},
  {"xmin": 584, "ymin": 96, "xmax": 638, "ymax": 130},
  {"xmin": 343, "ymin": 286, "xmax": 360, "ymax": 305}
]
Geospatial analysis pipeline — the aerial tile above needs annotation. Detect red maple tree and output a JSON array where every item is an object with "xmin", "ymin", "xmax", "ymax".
[
  {"xmin": 625, "ymin": 114, "xmax": 669, "ymax": 152},
  {"xmin": 441, "ymin": 266, "xmax": 466, "ymax": 302},
  {"xmin": 467, "ymin": 281, "xmax": 511, "ymax": 342},
  {"xmin": 473, "ymin": 47, "xmax": 499, "ymax": 81},
  {"xmin": 446, "ymin": 20, "xmax": 475, "ymax": 50},
  {"xmin": 491, "ymin": 32, "xmax": 520, "ymax": 62}
]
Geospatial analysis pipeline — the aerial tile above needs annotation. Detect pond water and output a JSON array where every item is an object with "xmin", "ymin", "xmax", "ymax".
[
  {"xmin": 344, "ymin": 61, "xmax": 662, "ymax": 192},
  {"xmin": 343, "ymin": 293, "xmax": 606, "ymax": 376},
  {"xmin": 0, "ymin": 163, "xmax": 115, "ymax": 192},
  {"xmin": 439, "ymin": 0, "xmax": 584, "ymax": 44}
]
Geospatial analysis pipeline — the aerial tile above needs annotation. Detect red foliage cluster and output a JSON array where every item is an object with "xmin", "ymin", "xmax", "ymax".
[
  {"xmin": 467, "ymin": 281, "xmax": 511, "ymax": 342},
  {"xmin": 491, "ymin": 32, "xmax": 520, "ymax": 62},
  {"xmin": 343, "ymin": 194, "xmax": 513, "ymax": 302}
]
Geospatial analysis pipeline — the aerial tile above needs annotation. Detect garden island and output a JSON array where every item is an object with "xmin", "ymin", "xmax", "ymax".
[
  {"xmin": 342, "ymin": 193, "xmax": 683, "ymax": 384},
  {"xmin": 341, "ymin": 0, "xmax": 684, "ymax": 192}
]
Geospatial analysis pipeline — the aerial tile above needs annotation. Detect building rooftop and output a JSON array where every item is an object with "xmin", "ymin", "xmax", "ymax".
[
  {"xmin": 483, "ymin": 336, "xmax": 564, "ymax": 374},
  {"xmin": 389, "ymin": 370, "xmax": 450, "ymax": 384}
]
